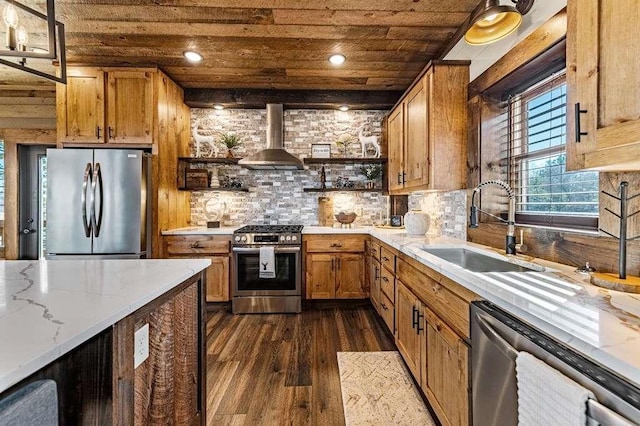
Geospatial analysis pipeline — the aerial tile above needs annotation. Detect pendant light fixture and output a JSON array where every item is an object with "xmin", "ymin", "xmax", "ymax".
[
  {"xmin": 464, "ymin": 0, "xmax": 534, "ymax": 46},
  {"xmin": 0, "ymin": 0, "xmax": 66, "ymax": 83}
]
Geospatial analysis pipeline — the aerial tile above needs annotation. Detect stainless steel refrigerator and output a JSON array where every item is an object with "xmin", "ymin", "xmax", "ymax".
[{"xmin": 45, "ymin": 149, "xmax": 151, "ymax": 259}]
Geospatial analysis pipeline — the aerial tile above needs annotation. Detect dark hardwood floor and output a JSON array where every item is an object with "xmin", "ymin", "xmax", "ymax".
[{"xmin": 205, "ymin": 302, "xmax": 396, "ymax": 425}]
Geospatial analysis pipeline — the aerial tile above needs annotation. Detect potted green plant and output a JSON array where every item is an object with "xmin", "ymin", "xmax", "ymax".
[
  {"xmin": 335, "ymin": 134, "xmax": 355, "ymax": 157},
  {"xmin": 359, "ymin": 164, "xmax": 382, "ymax": 188},
  {"xmin": 219, "ymin": 133, "xmax": 242, "ymax": 158}
]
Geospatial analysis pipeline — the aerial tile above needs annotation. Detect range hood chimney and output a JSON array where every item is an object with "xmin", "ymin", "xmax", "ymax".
[{"xmin": 238, "ymin": 104, "xmax": 304, "ymax": 170}]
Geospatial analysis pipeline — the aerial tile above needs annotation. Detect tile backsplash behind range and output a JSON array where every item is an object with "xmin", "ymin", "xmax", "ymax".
[{"xmin": 189, "ymin": 108, "xmax": 389, "ymax": 226}]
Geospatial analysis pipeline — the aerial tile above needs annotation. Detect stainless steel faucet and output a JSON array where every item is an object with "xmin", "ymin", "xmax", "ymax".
[{"xmin": 469, "ymin": 180, "xmax": 519, "ymax": 255}]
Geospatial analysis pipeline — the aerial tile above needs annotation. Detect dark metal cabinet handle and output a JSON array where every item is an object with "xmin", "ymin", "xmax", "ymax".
[
  {"xmin": 190, "ymin": 241, "xmax": 201, "ymax": 248},
  {"xmin": 96, "ymin": 126, "xmax": 101, "ymax": 139},
  {"xmin": 330, "ymin": 243, "xmax": 343, "ymax": 248},
  {"xmin": 381, "ymin": 302, "xmax": 388, "ymax": 311},
  {"xmin": 382, "ymin": 256, "xmax": 390, "ymax": 261},
  {"xmin": 374, "ymin": 266, "xmax": 379, "ymax": 280},
  {"xmin": 397, "ymin": 172, "xmax": 402, "ymax": 184},
  {"xmin": 382, "ymin": 276, "xmax": 389, "ymax": 282},
  {"xmin": 402, "ymin": 172, "xmax": 407, "ymax": 184},
  {"xmin": 574, "ymin": 102, "xmax": 588, "ymax": 142},
  {"xmin": 411, "ymin": 306, "xmax": 418, "ymax": 329},
  {"xmin": 331, "ymin": 258, "xmax": 335, "ymax": 271},
  {"xmin": 416, "ymin": 311, "xmax": 424, "ymax": 334},
  {"xmin": 108, "ymin": 126, "xmax": 114, "ymax": 139}
]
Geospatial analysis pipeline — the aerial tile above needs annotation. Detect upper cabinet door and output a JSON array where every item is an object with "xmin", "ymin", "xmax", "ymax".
[
  {"xmin": 57, "ymin": 68, "xmax": 105, "ymax": 143},
  {"xmin": 387, "ymin": 104, "xmax": 404, "ymax": 192},
  {"xmin": 567, "ymin": 0, "xmax": 640, "ymax": 170},
  {"xmin": 107, "ymin": 70, "xmax": 154, "ymax": 145},
  {"xmin": 404, "ymin": 77, "xmax": 428, "ymax": 188}
]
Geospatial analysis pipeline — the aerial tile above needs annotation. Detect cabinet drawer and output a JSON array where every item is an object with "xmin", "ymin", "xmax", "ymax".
[
  {"xmin": 397, "ymin": 258, "xmax": 470, "ymax": 339},
  {"xmin": 380, "ymin": 267, "xmax": 395, "ymax": 303},
  {"xmin": 380, "ymin": 247, "xmax": 396, "ymax": 272},
  {"xmin": 369, "ymin": 240, "xmax": 381, "ymax": 261},
  {"xmin": 305, "ymin": 235, "xmax": 366, "ymax": 253},
  {"xmin": 379, "ymin": 293, "xmax": 394, "ymax": 334},
  {"xmin": 165, "ymin": 235, "xmax": 231, "ymax": 255}
]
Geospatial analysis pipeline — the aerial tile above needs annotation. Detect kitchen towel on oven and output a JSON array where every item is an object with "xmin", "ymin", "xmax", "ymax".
[
  {"xmin": 516, "ymin": 351, "xmax": 594, "ymax": 426},
  {"xmin": 259, "ymin": 246, "xmax": 276, "ymax": 279}
]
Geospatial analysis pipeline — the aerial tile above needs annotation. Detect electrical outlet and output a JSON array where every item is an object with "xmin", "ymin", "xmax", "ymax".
[{"xmin": 134, "ymin": 323, "xmax": 149, "ymax": 368}]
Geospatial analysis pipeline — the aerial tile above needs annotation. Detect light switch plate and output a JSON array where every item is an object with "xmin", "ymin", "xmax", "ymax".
[{"xmin": 134, "ymin": 323, "xmax": 149, "ymax": 368}]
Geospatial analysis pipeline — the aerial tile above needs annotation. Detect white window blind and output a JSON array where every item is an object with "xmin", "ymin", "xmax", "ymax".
[{"xmin": 497, "ymin": 72, "xmax": 599, "ymax": 229}]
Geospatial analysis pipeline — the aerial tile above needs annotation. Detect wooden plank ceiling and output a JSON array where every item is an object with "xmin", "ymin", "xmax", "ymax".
[{"xmin": 56, "ymin": 1, "xmax": 477, "ymax": 91}]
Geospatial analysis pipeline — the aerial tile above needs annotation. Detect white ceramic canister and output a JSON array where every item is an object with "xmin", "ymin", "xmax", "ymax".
[{"xmin": 404, "ymin": 209, "xmax": 430, "ymax": 236}]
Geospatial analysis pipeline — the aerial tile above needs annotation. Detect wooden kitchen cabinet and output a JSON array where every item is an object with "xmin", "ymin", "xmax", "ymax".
[
  {"xmin": 425, "ymin": 308, "xmax": 470, "ymax": 426},
  {"xmin": 366, "ymin": 239, "xmax": 382, "ymax": 313},
  {"xmin": 566, "ymin": 0, "xmax": 640, "ymax": 171},
  {"xmin": 57, "ymin": 67, "xmax": 154, "ymax": 145},
  {"xmin": 386, "ymin": 61, "xmax": 469, "ymax": 193},
  {"xmin": 395, "ymin": 281, "xmax": 423, "ymax": 380},
  {"xmin": 163, "ymin": 234, "xmax": 231, "ymax": 302},
  {"xmin": 304, "ymin": 234, "xmax": 368, "ymax": 299},
  {"xmin": 305, "ymin": 252, "xmax": 367, "ymax": 299}
]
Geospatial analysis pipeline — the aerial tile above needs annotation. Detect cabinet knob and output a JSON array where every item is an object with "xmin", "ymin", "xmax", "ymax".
[
  {"xmin": 190, "ymin": 241, "xmax": 201, "ymax": 248},
  {"xmin": 382, "ymin": 276, "xmax": 389, "ymax": 282}
]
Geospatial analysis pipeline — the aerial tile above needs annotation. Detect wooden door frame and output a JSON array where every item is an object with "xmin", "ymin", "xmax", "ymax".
[{"xmin": 0, "ymin": 129, "xmax": 56, "ymax": 259}]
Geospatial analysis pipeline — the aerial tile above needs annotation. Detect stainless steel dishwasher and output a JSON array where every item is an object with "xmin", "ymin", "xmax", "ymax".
[{"xmin": 471, "ymin": 301, "xmax": 640, "ymax": 425}]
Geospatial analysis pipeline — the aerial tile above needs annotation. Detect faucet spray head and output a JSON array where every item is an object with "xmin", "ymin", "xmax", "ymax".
[{"xmin": 469, "ymin": 205, "xmax": 479, "ymax": 228}]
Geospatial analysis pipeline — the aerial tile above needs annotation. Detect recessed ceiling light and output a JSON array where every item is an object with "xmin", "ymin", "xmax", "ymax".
[
  {"xmin": 213, "ymin": 104, "xmax": 224, "ymax": 110},
  {"xmin": 328, "ymin": 54, "xmax": 346, "ymax": 65},
  {"xmin": 183, "ymin": 50, "xmax": 203, "ymax": 63},
  {"xmin": 339, "ymin": 105, "xmax": 349, "ymax": 111}
]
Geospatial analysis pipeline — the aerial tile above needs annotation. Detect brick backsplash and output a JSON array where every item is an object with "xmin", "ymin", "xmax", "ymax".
[
  {"xmin": 408, "ymin": 190, "xmax": 468, "ymax": 239},
  {"xmin": 189, "ymin": 108, "xmax": 389, "ymax": 226}
]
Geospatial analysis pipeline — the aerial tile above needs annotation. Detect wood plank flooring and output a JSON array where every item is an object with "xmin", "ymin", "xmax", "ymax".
[{"xmin": 205, "ymin": 303, "xmax": 396, "ymax": 425}]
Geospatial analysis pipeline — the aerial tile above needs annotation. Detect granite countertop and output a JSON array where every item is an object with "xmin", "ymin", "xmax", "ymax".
[
  {"xmin": 368, "ymin": 229, "xmax": 640, "ymax": 388},
  {"xmin": 0, "ymin": 258, "xmax": 210, "ymax": 394}
]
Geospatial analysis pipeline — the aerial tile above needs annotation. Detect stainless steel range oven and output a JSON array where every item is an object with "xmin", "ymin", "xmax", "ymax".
[{"xmin": 232, "ymin": 225, "xmax": 303, "ymax": 314}]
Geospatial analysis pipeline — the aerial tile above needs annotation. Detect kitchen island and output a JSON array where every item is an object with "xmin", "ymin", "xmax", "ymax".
[{"xmin": 0, "ymin": 258, "xmax": 210, "ymax": 424}]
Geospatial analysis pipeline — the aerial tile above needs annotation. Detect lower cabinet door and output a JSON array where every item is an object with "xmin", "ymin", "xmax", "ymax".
[
  {"xmin": 206, "ymin": 256, "xmax": 230, "ymax": 302},
  {"xmin": 369, "ymin": 258, "xmax": 381, "ymax": 312},
  {"xmin": 395, "ymin": 281, "xmax": 422, "ymax": 379},
  {"xmin": 336, "ymin": 253, "xmax": 367, "ymax": 298},
  {"xmin": 426, "ymin": 308, "xmax": 470, "ymax": 426},
  {"xmin": 306, "ymin": 253, "xmax": 336, "ymax": 299}
]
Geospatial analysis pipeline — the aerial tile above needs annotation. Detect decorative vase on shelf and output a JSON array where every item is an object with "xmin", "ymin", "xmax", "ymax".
[
  {"xmin": 404, "ymin": 210, "xmax": 430, "ymax": 236},
  {"xmin": 226, "ymin": 149, "xmax": 234, "ymax": 159}
]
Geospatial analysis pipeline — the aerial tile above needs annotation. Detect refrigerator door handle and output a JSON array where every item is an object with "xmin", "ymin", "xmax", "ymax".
[
  {"xmin": 91, "ymin": 163, "xmax": 104, "ymax": 237},
  {"xmin": 82, "ymin": 163, "xmax": 93, "ymax": 237}
]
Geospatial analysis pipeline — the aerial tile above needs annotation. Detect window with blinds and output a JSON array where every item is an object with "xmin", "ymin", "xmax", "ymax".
[{"xmin": 498, "ymin": 72, "xmax": 599, "ymax": 229}]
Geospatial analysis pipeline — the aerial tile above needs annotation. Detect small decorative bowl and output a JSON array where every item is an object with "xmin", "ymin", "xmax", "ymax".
[{"xmin": 335, "ymin": 212, "xmax": 357, "ymax": 225}]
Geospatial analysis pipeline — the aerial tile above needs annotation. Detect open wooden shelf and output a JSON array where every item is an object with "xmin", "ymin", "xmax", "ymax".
[
  {"xmin": 178, "ymin": 187, "xmax": 249, "ymax": 192},
  {"xmin": 178, "ymin": 157, "xmax": 240, "ymax": 164},
  {"xmin": 303, "ymin": 188, "xmax": 385, "ymax": 193},
  {"xmin": 303, "ymin": 157, "xmax": 387, "ymax": 165}
]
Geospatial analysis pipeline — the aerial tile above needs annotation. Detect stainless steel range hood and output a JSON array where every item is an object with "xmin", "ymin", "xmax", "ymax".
[{"xmin": 238, "ymin": 104, "xmax": 305, "ymax": 170}]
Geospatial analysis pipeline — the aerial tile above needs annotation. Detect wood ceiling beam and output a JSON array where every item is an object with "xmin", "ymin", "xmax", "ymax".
[
  {"xmin": 59, "ymin": 0, "xmax": 479, "ymax": 13},
  {"xmin": 184, "ymin": 88, "xmax": 403, "ymax": 109}
]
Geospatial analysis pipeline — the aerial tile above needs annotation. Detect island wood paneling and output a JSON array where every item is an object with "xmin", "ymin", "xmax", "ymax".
[{"xmin": 51, "ymin": 1, "xmax": 479, "ymax": 92}]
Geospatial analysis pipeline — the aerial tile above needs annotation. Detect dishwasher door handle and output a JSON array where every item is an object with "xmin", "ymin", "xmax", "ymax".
[
  {"xmin": 587, "ymin": 399, "xmax": 635, "ymax": 426},
  {"xmin": 476, "ymin": 314, "xmax": 518, "ymax": 361}
]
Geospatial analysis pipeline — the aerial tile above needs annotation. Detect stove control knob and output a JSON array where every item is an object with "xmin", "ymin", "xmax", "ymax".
[
  {"xmin": 286, "ymin": 235, "xmax": 292, "ymax": 241},
  {"xmin": 234, "ymin": 236, "xmax": 241, "ymax": 242},
  {"xmin": 241, "ymin": 235, "xmax": 247, "ymax": 242},
  {"xmin": 292, "ymin": 235, "xmax": 298, "ymax": 242},
  {"xmin": 280, "ymin": 235, "xmax": 285, "ymax": 241}
]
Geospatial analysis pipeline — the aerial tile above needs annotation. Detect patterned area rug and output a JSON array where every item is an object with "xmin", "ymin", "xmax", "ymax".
[{"xmin": 337, "ymin": 351, "xmax": 435, "ymax": 425}]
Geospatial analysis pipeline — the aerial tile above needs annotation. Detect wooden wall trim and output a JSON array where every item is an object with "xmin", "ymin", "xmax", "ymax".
[
  {"xmin": 468, "ymin": 8, "xmax": 567, "ymax": 99},
  {"xmin": 1, "ymin": 129, "xmax": 56, "ymax": 260}
]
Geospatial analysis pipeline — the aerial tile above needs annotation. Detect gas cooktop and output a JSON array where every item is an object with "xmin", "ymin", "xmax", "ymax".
[
  {"xmin": 233, "ymin": 224, "xmax": 303, "ymax": 246},
  {"xmin": 234, "ymin": 225, "xmax": 303, "ymax": 234}
]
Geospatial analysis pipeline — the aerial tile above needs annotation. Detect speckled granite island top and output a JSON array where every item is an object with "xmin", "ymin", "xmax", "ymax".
[{"xmin": 0, "ymin": 258, "xmax": 210, "ymax": 394}]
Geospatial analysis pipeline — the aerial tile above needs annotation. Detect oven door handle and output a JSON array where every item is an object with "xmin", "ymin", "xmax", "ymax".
[{"xmin": 232, "ymin": 246, "xmax": 301, "ymax": 254}]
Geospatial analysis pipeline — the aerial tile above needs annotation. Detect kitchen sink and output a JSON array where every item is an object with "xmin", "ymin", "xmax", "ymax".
[{"xmin": 421, "ymin": 247, "xmax": 538, "ymax": 273}]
